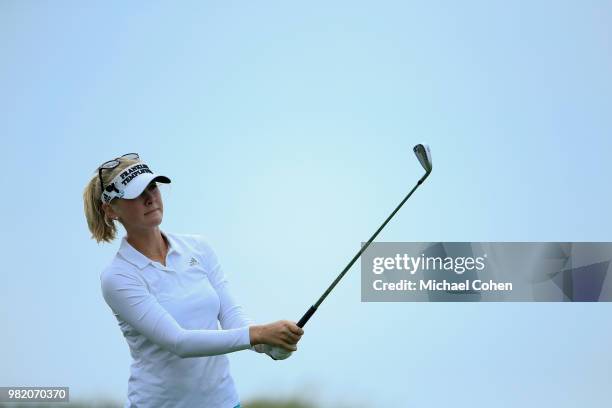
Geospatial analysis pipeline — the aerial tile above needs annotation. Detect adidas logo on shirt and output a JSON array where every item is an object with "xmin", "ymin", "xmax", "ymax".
[{"xmin": 188, "ymin": 257, "xmax": 199, "ymax": 267}]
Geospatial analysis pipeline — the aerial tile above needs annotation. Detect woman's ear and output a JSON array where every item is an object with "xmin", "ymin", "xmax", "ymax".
[{"xmin": 102, "ymin": 202, "xmax": 119, "ymax": 221}]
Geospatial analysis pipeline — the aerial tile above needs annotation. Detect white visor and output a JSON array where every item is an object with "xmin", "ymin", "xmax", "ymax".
[{"xmin": 101, "ymin": 162, "xmax": 171, "ymax": 204}]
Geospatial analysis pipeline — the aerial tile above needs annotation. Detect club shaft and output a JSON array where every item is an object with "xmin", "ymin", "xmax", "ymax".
[{"xmin": 297, "ymin": 172, "xmax": 431, "ymax": 328}]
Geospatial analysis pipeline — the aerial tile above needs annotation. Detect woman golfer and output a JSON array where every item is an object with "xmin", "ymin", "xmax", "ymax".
[{"xmin": 83, "ymin": 153, "xmax": 304, "ymax": 408}]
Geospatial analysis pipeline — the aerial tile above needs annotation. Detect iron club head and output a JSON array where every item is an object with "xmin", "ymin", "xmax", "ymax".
[{"xmin": 413, "ymin": 144, "xmax": 432, "ymax": 173}]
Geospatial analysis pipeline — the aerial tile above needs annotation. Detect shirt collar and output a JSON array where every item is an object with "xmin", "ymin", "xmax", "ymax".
[{"xmin": 118, "ymin": 230, "xmax": 178, "ymax": 270}]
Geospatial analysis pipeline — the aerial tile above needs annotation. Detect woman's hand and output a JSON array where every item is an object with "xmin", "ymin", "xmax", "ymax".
[
  {"xmin": 249, "ymin": 320, "xmax": 304, "ymax": 352},
  {"xmin": 266, "ymin": 345, "xmax": 293, "ymax": 360},
  {"xmin": 253, "ymin": 344, "xmax": 293, "ymax": 360}
]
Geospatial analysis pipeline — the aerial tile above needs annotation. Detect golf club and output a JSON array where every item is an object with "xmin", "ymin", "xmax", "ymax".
[{"xmin": 296, "ymin": 144, "xmax": 433, "ymax": 328}]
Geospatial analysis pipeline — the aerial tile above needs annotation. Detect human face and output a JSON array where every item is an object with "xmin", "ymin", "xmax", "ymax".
[{"xmin": 104, "ymin": 182, "xmax": 164, "ymax": 231}]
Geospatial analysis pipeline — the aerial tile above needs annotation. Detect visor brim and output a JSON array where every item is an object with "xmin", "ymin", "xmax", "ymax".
[{"xmin": 121, "ymin": 173, "xmax": 171, "ymax": 200}]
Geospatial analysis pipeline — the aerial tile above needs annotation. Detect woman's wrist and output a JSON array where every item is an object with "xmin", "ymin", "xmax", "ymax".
[{"xmin": 249, "ymin": 324, "xmax": 263, "ymax": 346}]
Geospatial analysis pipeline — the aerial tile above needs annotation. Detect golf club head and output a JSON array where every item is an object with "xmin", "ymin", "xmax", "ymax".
[{"xmin": 413, "ymin": 144, "xmax": 432, "ymax": 173}]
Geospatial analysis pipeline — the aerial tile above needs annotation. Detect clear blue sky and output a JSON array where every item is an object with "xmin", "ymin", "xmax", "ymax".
[{"xmin": 1, "ymin": 1, "xmax": 611, "ymax": 407}]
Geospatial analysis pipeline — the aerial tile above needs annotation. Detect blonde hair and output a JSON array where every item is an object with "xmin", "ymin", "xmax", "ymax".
[{"xmin": 83, "ymin": 157, "xmax": 140, "ymax": 243}]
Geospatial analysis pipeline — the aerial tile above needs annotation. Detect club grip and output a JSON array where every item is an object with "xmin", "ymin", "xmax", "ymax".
[{"xmin": 297, "ymin": 305, "xmax": 317, "ymax": 328}]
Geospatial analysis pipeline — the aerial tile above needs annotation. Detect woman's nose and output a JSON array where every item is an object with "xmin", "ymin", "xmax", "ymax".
[{"xmin": 140, "ymin": 190, "xmax": 153, "ymax": 203}]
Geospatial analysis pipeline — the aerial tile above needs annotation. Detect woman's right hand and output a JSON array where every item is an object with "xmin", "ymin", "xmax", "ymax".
[{"xmin": 249, "ymin": 320, "xmax": 304, "ymax": 352}]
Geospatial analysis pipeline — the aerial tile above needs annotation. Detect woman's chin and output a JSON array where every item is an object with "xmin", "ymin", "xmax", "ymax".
[{"xmin": 144, "ymin": 213, "xmax": 163, "ymax": 226}]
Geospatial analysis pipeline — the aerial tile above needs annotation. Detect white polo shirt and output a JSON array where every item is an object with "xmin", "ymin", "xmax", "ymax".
[{"xmin": 100, "ymin": 231, "xmax": 254, "ymax": 408}]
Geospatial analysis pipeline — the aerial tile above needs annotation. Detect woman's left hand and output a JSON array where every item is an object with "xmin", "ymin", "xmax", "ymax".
[
  {"xmin": 252, "ymin": 344, "xmax": 267, "ymax": 353},
  {"xmin": 253, "ymin": 344, "xmax": 293, "ymax": 360},
  {"xmin": 266, "ymin": 345, "xmax": 293, "ymax": 360}
]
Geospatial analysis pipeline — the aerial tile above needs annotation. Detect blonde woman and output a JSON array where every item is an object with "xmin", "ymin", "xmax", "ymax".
[{"xmin": 83, "ymin": 153, "xmax": 303, "ymax": 408}]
